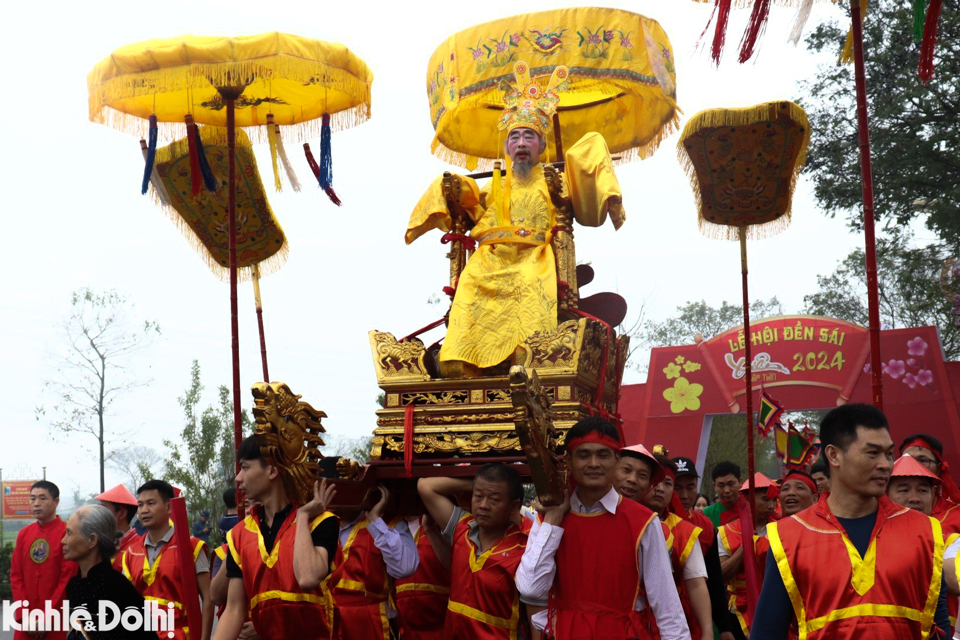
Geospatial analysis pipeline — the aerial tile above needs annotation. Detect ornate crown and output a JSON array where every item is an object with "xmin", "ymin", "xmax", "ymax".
[{"xmin": 497, "ymin": 61, "xmax": 569, "ymax": 139}]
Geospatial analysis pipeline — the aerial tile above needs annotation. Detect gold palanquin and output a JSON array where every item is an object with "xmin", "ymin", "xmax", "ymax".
[
  {"xmin": 154, "ymin": 128, "xmax": 287, "ymax": 280},
  {"xmin": 88, "ymin": 32, "xmax": 373, "ymax": 140},
  {"xmin": 428, "ymin": 7, "xmax": 678, "ymax": 168},
  {"xmin": 677, "ymin": 101, "xmax": 810, "ymax": 240}
]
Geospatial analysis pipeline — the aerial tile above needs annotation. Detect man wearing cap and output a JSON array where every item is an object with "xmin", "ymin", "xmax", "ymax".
[
  {"xmin": 516, "ymin": 417, "xmax": 689, "ymax": 639},
  {"xmin": 778, "ymin": 470, "xmax": 817, "ymax": 518},
  {"xmin": 95, "ymin": 483, "xmax": 140, "ymax": 569},
  {"xmin": 639, "ymin": 454, "xmax": 713, "ymax": 640},
  {"xmin": 122, "ymin": 479, "xmax": 213, "ymax": 640},
  {"xmin": 901, "ymin": 434, "xmax": 960, "ymax": 543},
  {"xmin": 717, "ymin": 473, "xmax": 778, "ymax": 640},
  {"xmin": 673, "ymin": 457, "xmax": 737, "ymax": 640},
  {"xmin": 751, "ymin": 404, "xmax": 951, "ymax": 639}
]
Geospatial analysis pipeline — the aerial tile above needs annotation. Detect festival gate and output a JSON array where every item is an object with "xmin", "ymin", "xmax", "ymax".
[{"xmin": 621, "ymin": 315, "xmax": 960, "ymax": 472}]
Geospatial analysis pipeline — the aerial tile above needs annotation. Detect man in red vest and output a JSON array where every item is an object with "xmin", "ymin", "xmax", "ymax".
[
  {"xmin": 673, "ymin": 457, "xmax": 737, "ymax": 640},
  {"xmin": 778, "ymin": 470, "xmax": 817, "ymax": 518},
  {"xmin": 752, "ymin": 404, "xmax": 951, "ymax": 639},
  {"xmin": 717, "ymin": 474, "xmax": 778, "ymax": 640},
  {"xmin": 900, "ymin": 433, "xmax": 960, "ymax": 544},
  {"xmin": 393, "ymin": 514, "xmax": 450, "ymax": 639},
  {"xmin": 516, "ymin": 416, "xmax": 689, "ymax": 639},
  {"xmin": 418, "ymin": 463, "xmax": 528, "ymax": 639},
  {"xmin": 214, "ymin": 436, "xmax": 339, "ymax": 640},
  {"xmin": 887, "ymin": 455, "xmax": 940, "ymax": 516},
  {"xmin": 10, "ymin": 480, "xmax": 76, "ymax": 640},
  {"xmin": 702, "ymin": 462, "xmax": 742, "ymax": 529},
  {"xmin": 121, "ymin": 480, "xmax": 212, "ymax": 640},
  {"xmin": 328, "ymin": 481, "xmax": 418, "ymax": 640},
  {"xmin": 95, "ymin": 483, "xmax": 139, "ymax": 570},
  {"xmin": 640, "ymin": 454, "xmax": 713, "ymax": 640}
]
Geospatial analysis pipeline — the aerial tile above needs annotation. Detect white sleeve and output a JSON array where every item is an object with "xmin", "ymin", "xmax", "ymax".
[
  {"xmin": 717, "ymin": 531, "xmax": 730, "ymax": 558},
  {"xmin": 641, "ymin": 519, "xmax": 690, "ymax": 640},
  {"xmin": 681, "ymin": 541, "xmax": 707, "ymax": 581},
  {"xmin": 515, "ymin": 519, "xmax": 564, "ymax": 606},
  {"xmin": 946, "ymin": 538, "xmax": 960, "ymax": 560}
]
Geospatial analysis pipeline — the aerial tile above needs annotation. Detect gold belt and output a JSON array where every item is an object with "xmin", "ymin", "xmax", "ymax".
[{"xmin": 473, "ymin": 226, "xmax": 551, "ymax": 247}]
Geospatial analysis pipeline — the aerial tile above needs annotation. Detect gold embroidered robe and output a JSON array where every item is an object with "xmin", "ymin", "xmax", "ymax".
[{"xmin": 406, "ymin": 132, "xmax": 624, "ymax": 369}]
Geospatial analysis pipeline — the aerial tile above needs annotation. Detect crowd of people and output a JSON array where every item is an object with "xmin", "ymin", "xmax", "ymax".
[{"xmin": 9, "ymin": 403, "xmax": 960, "ymax": 639}]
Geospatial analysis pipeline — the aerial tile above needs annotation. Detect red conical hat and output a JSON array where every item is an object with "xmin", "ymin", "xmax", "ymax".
[
  {"xmin": 892, "ymin": 455, "xmax": 942, "ymax": 485},
  {"xmin": 621, "ymin": 444, "xmax": 666, "ymax": 487},
  {"xmin": 95, "ymin": 484, "xmax": 137, "ymax": 506}
]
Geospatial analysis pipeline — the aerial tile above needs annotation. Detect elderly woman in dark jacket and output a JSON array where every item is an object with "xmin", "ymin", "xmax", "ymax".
[{"xmin": 62, "ymin": 505, "xmax": 156, "ymax": 640}]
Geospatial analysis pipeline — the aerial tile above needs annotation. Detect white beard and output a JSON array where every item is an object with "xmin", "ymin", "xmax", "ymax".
[{"xmin": 512, "ymin": 158, "xmax": 534, "ymax": 180}]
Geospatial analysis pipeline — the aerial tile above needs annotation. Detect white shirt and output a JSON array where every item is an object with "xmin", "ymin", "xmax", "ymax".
[{"xmin": 515, "ymin": 486, "xmax": 690, "ymax": 639}]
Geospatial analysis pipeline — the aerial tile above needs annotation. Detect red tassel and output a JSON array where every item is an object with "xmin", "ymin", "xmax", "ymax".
[
  {"xmin": 711, "ymin": 0, "xmax": 733, "ymax": 65},
  {"xmin": 918, "ymin": 0, "xmax": 943, "ymax": 83},
  {"xmin": 739, "ymin": 0, "xmax": 772, "ymax": 63},
  {"xmin": 185, "ymin": 115, "xmax": 201, "ymax": 197},
  {"xmin": 303, "ymin": 143, "xmax": 343, "ymax": 206},
  {"xmin": 403, "ymin": 404, "xmax": 415, "ymax": 479}
]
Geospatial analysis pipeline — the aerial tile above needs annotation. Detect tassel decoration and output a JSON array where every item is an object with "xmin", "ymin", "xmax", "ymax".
[
  {"xmin": 141, "ymin": 114, "xmax": 158, "ymax": 195},
  {"xmin": 913, "ymin": 0, "xmax": 927, "ymax": 42},
  {"xmin": 194, "ymin": 124, "xmax": 218, "ymax": 192},
  {"xmin": 491, "ymin": 161, "xmax": 502, "ymax": 218},
  {"xmin": 304, "ymin": 142, "xmax": 342, "ymax": 206},
  {"xmin": 140, "ymin": 138, "xmax": 172, "ymax": 206},
  {"xmin": 266, "ymin": 114, "xmax": 283, "ymax": 192},
  {"xmin": 918, "ymin": 0, "xmax": 943, "ymax": 83},
  {"xmin": 318, "ymin": 112, "xmax": 341, "ymax": 205},
  {"xmin": 712, "ymin": 0, "xmax": 733, "ymax": 65},
  {"xmin": 185, "ymin": 115, "xmax": 202, "ymax": 197},
  {"xmin": 739, "ymin": 0, "xmax": 772, "ymax": 64},
  {"xmin": 788, "ymin": 0, "xmax": 815, "ymax": 46},
  {"xmin": 275, "ymin": 122, "xmax": 301, "ymax": 192},
  {"xmin": 839, "ymin": 0, "xmax": 868, "ymax": 65}
]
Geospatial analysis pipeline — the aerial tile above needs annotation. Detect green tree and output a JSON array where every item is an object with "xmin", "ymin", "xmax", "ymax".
[
  {"xmin": 164, "ymin": 361, "xmax": 251, "ymax": 546},
  {"xmin": 803, "ymin": 233, "xmax": 958, "ymax": 359},
  {"xmin": 36, "ymin": 289, "xmax": 161, "ymax": 492},
  {"xmin": 801, "ymin": 0, "xmax": 960, "ymax": 243},
  {"xmin": 645, "ymin": 297, "xmax": 784, "ymax": 348}
]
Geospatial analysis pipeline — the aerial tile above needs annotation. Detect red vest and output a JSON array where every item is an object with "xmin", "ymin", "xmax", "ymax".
[
  {"xmin": 112, "ymin": 527, "xmax": 141, "ymax": 571},
  {"xmin": 394, "ymin": 522, "xmax": 450, "ymax": 639},
  {"xmin": 662, "ymin": 512, "xmax": 704, "ymax": 639},
  {"xmin": 768, "ymin": 494, "xmax": 943, "ymax": 640},
  {"xmin": 717, "ymin": 519, "xmax": 769, "ymax": 636},
  {"xmin": 689, "ymin": 509, "xmax": 715, "ymax": 555},
  {"xmin": 228, "ymin": 509, "xmax": 337, "ymax": 640},
  {"xmin": 122, "ymin": 530, "xmax": 207, "ymax": 640},
  {"xmin": 445, "ymin": 516, "xmax": 527, "ymax": 640},
  {"xmin": 10, "ymin": 517, "xmax": 75, "ymax": 640},
  {"xmin": 550, "ymin": 497, "xmax": 656, "ymax": 640},
  {"xmin": 330, "ymin": 518, "xmax": 393, "ymax": 640}
]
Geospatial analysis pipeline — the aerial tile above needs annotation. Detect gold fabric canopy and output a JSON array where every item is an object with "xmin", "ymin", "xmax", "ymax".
[
  {"xmin": 154, "ymin": 127, "xmax": 287, "ymax": 280},
  {"xmin": 427, "ymin": 7, "xmax": 679, "ymax": 168},
  {"xmin": 677, "ymin": 101, "xmax": 810, "ymax": 240},
  {"xmin": 88, "ymin": 32, "xmax": 373, "ymax": 140}
]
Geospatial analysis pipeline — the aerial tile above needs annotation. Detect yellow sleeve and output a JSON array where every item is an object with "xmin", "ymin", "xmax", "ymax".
[
  {"xmin": 405, "ymin": 174, "xmax": 481, "ymax": 245},
  {"xmin": 563, "ymin": 132, "xmax": 625, "ymax": 230}
]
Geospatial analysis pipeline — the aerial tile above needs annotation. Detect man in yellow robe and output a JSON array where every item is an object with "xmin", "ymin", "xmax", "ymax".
[{"xmin": 406, "ymin": 61, "xmax": 625, "ymax": 377}]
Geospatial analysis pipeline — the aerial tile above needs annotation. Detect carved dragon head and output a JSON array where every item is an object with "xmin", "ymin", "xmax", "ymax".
[{"xmin": 251, "ymin": 381, "xmax": 326, "ymax": 506}]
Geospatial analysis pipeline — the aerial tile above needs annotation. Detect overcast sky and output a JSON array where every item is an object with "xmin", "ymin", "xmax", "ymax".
[{"xmin": 2, "ymin": 0, "xmax": 868, "ymax": 503}]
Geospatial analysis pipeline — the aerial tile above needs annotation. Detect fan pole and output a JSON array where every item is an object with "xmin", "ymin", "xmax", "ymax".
[
  {"xmin": 253, "ymin": 263, "xmax": 270, "ymax": 382},
  {"xmin": 850, "ymin": 0, "xmax": 884, "ymax": 409},
  {"xmin": 740, "ymin": 227, "xmax": 756, "ymax": 514}
]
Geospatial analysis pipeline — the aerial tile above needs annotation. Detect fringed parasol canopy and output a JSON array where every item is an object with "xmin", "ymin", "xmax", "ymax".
[
  {"xmin": 88, "ymin": 32, "xmax": 373, "ymax": 143},
  {"xmin": 427, "ymin": 7, "xmax": 679, "ymax": 169},
  {"xmin": 677, "ymin": 100, "xmax": 810, "ymax": 241},
  {"xmin": 153, "ymin": 127, "xmax": 287, "ymax": 281}
]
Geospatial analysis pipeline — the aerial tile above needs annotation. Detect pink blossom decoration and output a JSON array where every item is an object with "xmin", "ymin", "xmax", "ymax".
[
  {"xmin": 511, "ymin": 33, "xmax": 520, "ymax": 44},
  {"xmin": 907, "ymin": 337, "xmax": 928, "ymax": 356},
  {"xmin": 903, "ymin": 373, "xmax": 918, "ymax": 389},
  {"xmin": 885, "ymin": 359, "xmax": 906, "ymax": 379},
  {"xmin": 907, "ymin": 358, "xmax": 918, "ymax": 367},
  {"xmin": 916, "ymin": 369, "xmax": 934, "ymax": 386},
  {"xmin": 604, "ymin": 30, "xmax": 615, "ymax": 42},
  {"xmin": 588, "ymin": 34, "xmax": 601, "ymax": 44},
  {"xmin": 863, "ymin": 363, "xmax": 872, "ymax": 374}
]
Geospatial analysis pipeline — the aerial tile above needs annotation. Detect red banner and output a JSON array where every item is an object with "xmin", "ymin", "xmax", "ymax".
[
  {"xmin": 698, "ymin": 316, "xmax": 871, "ymax": 411},
  {"xmin": 2, "ymin": 481, "xmax": 39, "ymax": 520}
]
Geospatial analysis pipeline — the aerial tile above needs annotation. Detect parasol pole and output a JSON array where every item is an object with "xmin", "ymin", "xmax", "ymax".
[
  {"xmin": 740, "ymin": 226, "xmax": 756, "ymax": 513},
  {"xmin": 850, "ymin": 0, "xmax": 884, "ymax": 410},
  {"xmin": 252, "ymin": 264, "xmax": 270, "ymax": 382},
  {"xmin": 222, "ymin": 89, "xmax": 245, "ymax": 521}
]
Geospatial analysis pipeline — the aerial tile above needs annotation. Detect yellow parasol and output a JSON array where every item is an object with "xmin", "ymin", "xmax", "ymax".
[
  {"xmin": 427, "ymin": 7, "xmax": 678, "ymax": 168},
  {"xmin": 87, "ymin": 32, "xmax": 374, "ymax": 522},
  {"xmin": 677, "ymin": 101, "xmax": 808, "ymax": 619}
]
